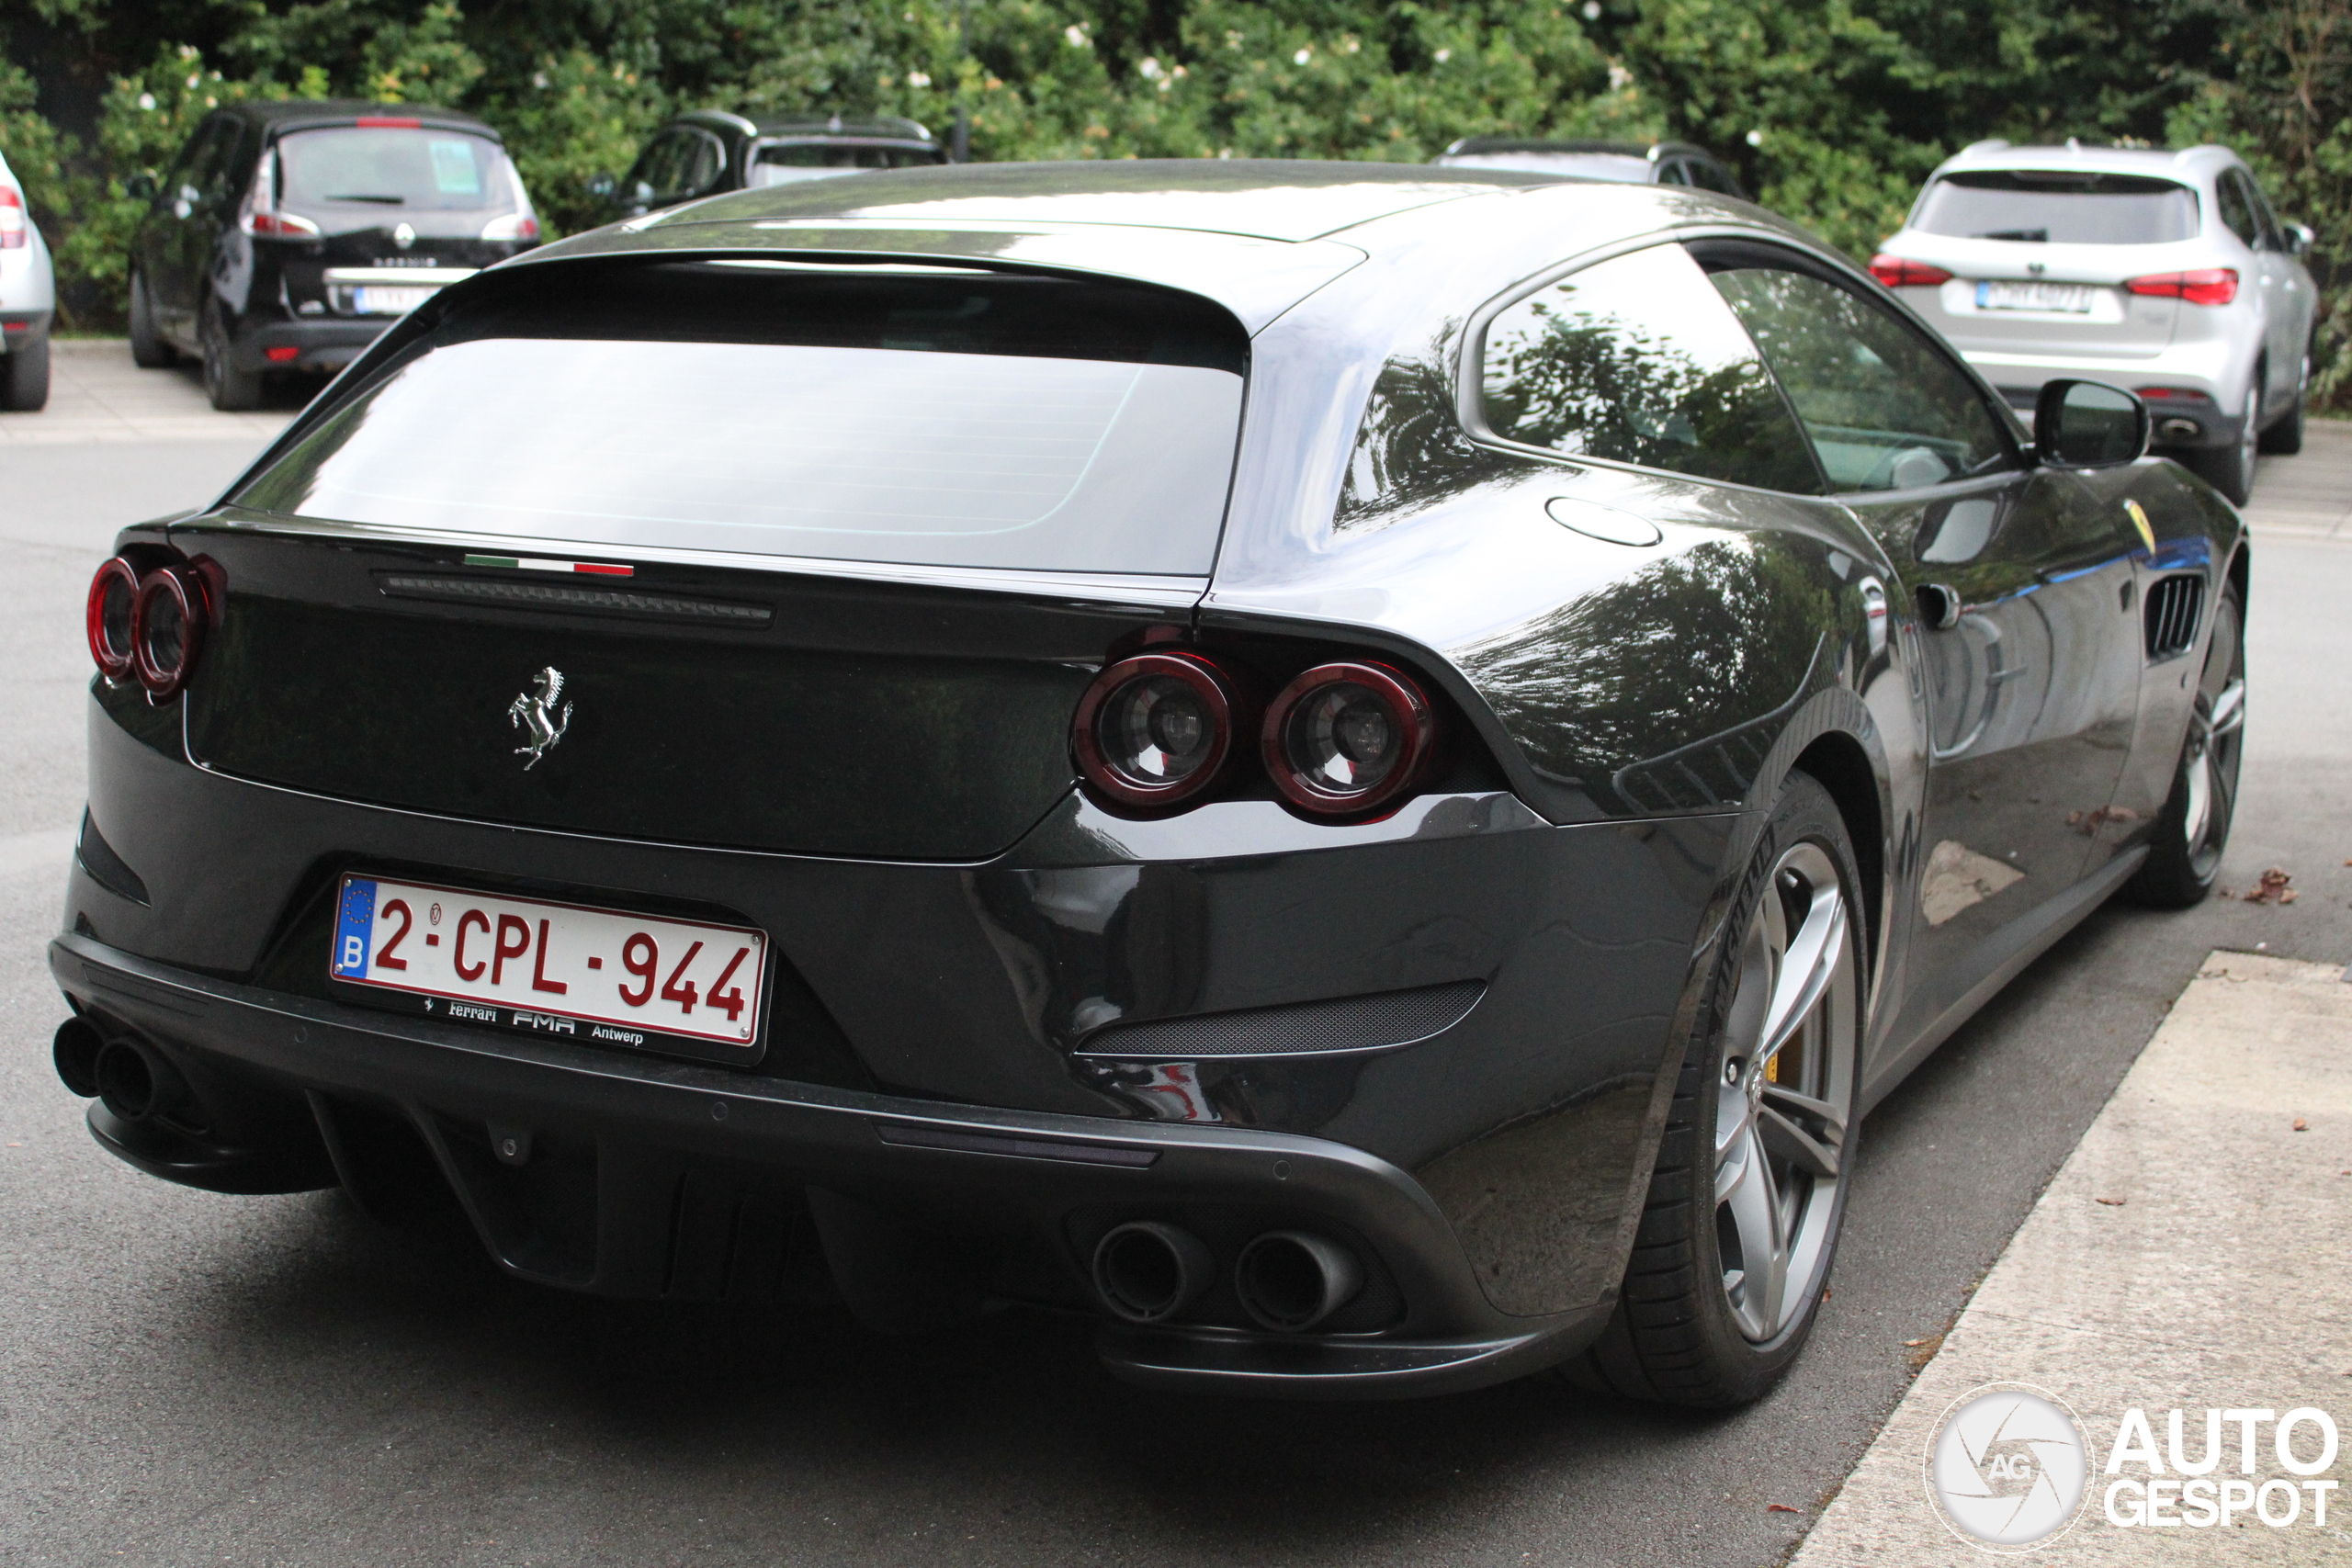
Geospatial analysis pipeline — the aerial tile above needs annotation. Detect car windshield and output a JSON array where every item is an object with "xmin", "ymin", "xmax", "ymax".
[
  {"xmin": 1912, "ymin": 170, "xmax": 2199, "ymax": 244},
  {"xmin": 231, "ymin": 265, "xmax": 1248, "ymax": 576},
  {"xmin": 277, "ymin": 126, "xmax": 518, "ymax": 211},
  {"xmin": 748, "ymin": 142, "xmax": 944, "ymax": 186}
]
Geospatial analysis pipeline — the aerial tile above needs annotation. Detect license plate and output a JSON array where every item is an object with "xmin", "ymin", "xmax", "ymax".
[
  {"xmin": 351, "ymin": 285, "xmax": 436, "ymax": 315},
  {"xmin": 330, "ymin": 874, "xmax": 766, "ymax": 1051},
  {"xmin": 1975, "ymin": 279, "xmax": 2095, "ymax": 314}
]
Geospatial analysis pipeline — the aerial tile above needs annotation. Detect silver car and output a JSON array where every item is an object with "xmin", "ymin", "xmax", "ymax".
[
  {"xmin": 1871, "ymin": 141, "xmax": 2315, "ymax": 503},
  {"xmin": 0, "ymin": 145, "xmax": 55, "ymax": 411}
]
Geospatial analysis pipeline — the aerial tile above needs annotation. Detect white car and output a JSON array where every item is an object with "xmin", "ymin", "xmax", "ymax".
[
  {"xmin": 1870, "ymin": 141, "xmax": 2315, "ymax": 503},
  {"xmin": 0, "ymin": 146, "xmax": 55, "ymax": 411}
]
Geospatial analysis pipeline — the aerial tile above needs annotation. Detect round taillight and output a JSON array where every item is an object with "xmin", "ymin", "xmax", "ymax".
[
  {"xmin": 130, "ymin": 563, "xmax": 209, "ymax": 700},
  {"xmin": 1072, "ymin": 651, "xmax": 1242, "ymax": 810},
  {"xmin": 86, "ymin": 557, "xmax": 142, "ymax": 682},
  {"xmin": 1263, "ymin": 661, "xmax": 1435, "ymax": 816}
]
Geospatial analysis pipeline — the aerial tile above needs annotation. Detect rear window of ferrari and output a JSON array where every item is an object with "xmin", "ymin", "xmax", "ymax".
[
  {"xmin": 1912, "ymin": 170, "xmax": 2199, "ymax": 244},
  {"xmin": 231, "ymin": 264, "xmax": 1249, "ymax": 576}
]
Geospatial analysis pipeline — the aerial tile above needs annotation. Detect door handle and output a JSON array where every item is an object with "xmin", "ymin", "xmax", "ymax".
[{"xmin": 1915, "ymin": 583, "xmax": 1963, "ymax": 630}]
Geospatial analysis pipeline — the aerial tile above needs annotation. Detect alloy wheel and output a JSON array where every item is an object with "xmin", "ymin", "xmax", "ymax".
[
  {"xmin": 1712, "ymin": 840, "xmax": 1858, "ymax": 1344},
  {"xmin": 2181, "ymin": 595, "xmax": 2246, "ymax": 877},
  {"xmin": 2237, "ymin": 378, "xmax": 2261, "ymax": 480}
]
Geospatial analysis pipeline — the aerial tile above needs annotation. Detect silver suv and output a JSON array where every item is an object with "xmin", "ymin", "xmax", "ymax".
[{"xmin": 1871, "ymin": 141, "xmax": 2316, "ymax": 503}]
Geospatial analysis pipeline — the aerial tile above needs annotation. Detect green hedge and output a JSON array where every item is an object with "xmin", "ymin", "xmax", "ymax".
[{"xmin": 5, "ymin": 2, "xmax": 2346, "ymax": 404}]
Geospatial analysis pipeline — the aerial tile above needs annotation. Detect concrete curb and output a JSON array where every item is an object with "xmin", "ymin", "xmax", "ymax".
[{"xmin": 1792, "ymin": 951, "xmax": 2352, "ymax": 1564}]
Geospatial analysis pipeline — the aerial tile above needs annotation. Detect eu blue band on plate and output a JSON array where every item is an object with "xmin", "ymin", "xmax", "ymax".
[{"xmin": 333, "ymin": 878, "xmax": 377, "ymax": 978}]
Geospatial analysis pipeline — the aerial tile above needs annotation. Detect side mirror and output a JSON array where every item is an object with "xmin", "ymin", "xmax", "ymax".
[
  {"xmin": 2287, "ymin": 221, "xmax": 2315, "ymax": 257},
  {"xmin": 585, "ymin": 172, "xmax": 617, "ymax": 201},
  {"xmin": 124, "ymin": 171, "xmax": 157, "ymax": 203},
  {"xmin": 2035, "ymin": 378, "xmax": 2148, "ymax": 468}
]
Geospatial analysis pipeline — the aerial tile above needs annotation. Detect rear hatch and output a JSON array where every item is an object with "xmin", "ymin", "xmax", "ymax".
[
  {"xmin": 184, "ymin": 258, "xmax": 1249, "ymax": 861},
  {"xmin": 270, "ymin": 121, "xmax": 537, "ymax": 321},
  {"xmin": 1892, "ymin": 169, "xmax": 2198, "ymax": 359}
]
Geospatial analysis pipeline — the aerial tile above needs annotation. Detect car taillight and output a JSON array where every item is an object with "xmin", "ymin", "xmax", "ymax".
[
  {"xmin": 1869, "ymin": 254, "xmax": 1951, "ymax": 288},
  {"xmin": 131, "ymin": 563, "xmax": 213, "ymax": 700},
  {"xmin": 2125, "ymin": 267, "xmax": 2238, "ymax": 306},
  {"xmin": 1263, "ymin": 661, "xmax": 1435, "ymax": 817},
  {"xmin": 0, "ymin": 186, "xmax": 25, "ymax": 249},
  {"xmin": 1072, "ymin": 651, "xmax": 1245, "ymax": 810},
  {"xmin": 481, "ymin": 212, "xmax": 539, "ymax": 241},
  {"xmin": 85, "ymin": 558, "xmax": 142, "ymax": 681},
  {"xmin": 88, "ymin": 555, "xmax": 217, "ymax": 700},
  {"xmin": 241, "ymin": 209, "xmax": 322, "ymax": 238}
]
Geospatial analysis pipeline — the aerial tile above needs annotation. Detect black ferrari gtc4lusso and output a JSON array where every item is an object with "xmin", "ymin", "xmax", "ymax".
[{"xmin": 54, "ymin": 162, "xmax": 2245, "ymax": 1404}]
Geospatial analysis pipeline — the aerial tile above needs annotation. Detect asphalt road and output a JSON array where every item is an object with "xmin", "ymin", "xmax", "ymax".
[{"xmin": 2, "ymin": 370, "xmax": 2348, "ymax": 1568}]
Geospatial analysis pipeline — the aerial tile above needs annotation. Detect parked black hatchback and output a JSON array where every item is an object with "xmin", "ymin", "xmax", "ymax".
[
  {"xmin": 594, "ymin": 111, "xmax": 946, "ymax": 220},
  {"xmin": 127, "ymin": 100, "xmax": 542, "ymax": 409}
]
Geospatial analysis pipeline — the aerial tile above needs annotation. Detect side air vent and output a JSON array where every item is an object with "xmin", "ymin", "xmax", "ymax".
[
  {"xmin": 1075, "ymin": 980, "xmax": 1486, "ymax": 1062},
  {"xmin": 2144, "ymin": 573, "xmax": 2204, "ymax": 659}
]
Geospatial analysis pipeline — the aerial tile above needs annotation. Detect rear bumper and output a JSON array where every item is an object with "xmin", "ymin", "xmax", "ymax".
[
  {"xmin": 1964, "ymin": 341, "xmax": 2253, "ymax": 448},
  {"xmin": 1, "ymin": 309, "xmax": 51, "ymax": 351},
  {"xmin": 231, "ymin": 316, "xmax": 389, "ymax": 374},
  {"xmin": 51, "ymin": 931, "xmax": 1601, "ymax": 1397}
]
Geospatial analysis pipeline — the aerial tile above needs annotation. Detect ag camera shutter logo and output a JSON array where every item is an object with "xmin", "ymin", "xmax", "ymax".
[{"xmin": 1924, "ymin": 1382, "xmax": 2091, "ymax": 1551}]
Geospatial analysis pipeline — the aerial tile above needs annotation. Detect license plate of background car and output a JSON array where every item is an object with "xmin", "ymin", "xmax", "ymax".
[
  {"xmin": 351, "ymin": 286, "xmax": 436, "ymax": 315},
  {"xmin": 329, "ymin": 873, "xmax": 766, "ymax": 1049},
  {"xmin": 1975, "ymin": 279, "xmax": 2095, "ymax": 313}
]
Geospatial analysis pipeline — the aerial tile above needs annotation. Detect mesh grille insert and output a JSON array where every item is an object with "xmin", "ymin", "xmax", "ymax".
[{"xmin": 1076, "ymin": 979, "xmax": 1487, "ymax": 1061}]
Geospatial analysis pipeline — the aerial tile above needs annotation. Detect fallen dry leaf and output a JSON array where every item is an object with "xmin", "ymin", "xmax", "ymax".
[
  {"xmin": 2096, "ymin": 1196, "xmax": 2127, "ymax": 1206},
  {"xmin": 1767, "ymin": 1504, "xmax": 1800, "ymax": 1515},
  {"xmin": 2243, "ymin": 868, "xmax": 2295, "ymax": 904}
]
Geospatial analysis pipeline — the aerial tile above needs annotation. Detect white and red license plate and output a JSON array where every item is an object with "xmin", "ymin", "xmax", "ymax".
[{"xmin": 330, "ymin": 874, "xmax": 766, "ymax": 1050}]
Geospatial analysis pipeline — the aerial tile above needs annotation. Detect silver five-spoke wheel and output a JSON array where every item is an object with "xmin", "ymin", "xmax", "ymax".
[{"xmin": 1712, "ymin": 840, "xmax": 1858, "ymax": 1344}]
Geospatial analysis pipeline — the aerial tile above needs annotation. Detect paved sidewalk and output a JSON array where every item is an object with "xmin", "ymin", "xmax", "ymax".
[
  {"xmin": 0, "ymin": 338, "xmax": 299, "ymax": 445},
  {"xmin": 2243, "ymin": 422, "xmax": 2352, "ymax": 545},
  {"xmin": 1792, "ymin": 952, "xmax": 2352, "ymax": 1565}
]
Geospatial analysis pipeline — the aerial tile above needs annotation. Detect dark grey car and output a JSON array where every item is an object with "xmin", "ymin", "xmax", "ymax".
[
  {"xmin": 1434, "ymin": 136, "xmax": 1749, "ymax": 199},
  {"xmin": 58, "ymin": 163, "xmax": 2243, "ymax": 1407},
  {"xmin": 596, "ymin": 111, "xmax": 947, "ymax": 220}
]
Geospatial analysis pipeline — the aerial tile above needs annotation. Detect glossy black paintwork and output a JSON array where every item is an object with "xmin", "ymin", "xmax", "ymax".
[{"xmin": 63, "ymin": 164, "xmax": 2250, "ymax": 1393}]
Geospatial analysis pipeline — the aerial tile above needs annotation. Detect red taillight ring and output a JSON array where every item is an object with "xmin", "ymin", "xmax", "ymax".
[
  {"xmin": 1262, "ymin": 660, "xmax": 1436, "ymax": 817},
  {"xmin": 85, "ymin": 557, "xmax": 143, "ymax": 682},
  {"xmin": 130, "ymin": 562, "xmax": 209, "ymax": 700},
  {"xmin": 1072, "ymin": 650, "xmax": 1243, "ymax": 811}
]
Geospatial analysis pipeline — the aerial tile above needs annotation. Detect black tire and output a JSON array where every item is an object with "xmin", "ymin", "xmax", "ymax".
[
  {"xmin": 2258, "ymin": 347, "xmax": 2308, "ymax": 456},
  {"xmin": 2188, "ymin": 377, "xmax": 2260, "ymax": 505},
  {"xmin": 1565, "ymin": 771, "xmax": 1864, "ymax": 1407},
  {"xmin": 0, "ymin": 335, "xmax": 49, "ymax": 412},
  {"xmin": 128, "ymin": 271, "xmax": 175, "ymax": 368},
  {"xmin": 2126, "ymin": 581, "xmax": 2245, "ymax": 908},
  {"xmin": 200, "ymin": 302, "xmax": 262, "ymax": 412}
]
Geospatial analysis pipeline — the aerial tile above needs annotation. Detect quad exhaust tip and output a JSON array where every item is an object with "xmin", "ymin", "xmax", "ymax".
[
  {"xmin": 1091, "ymin": 1221, "xmax": 1216, "ymax": 1325},
  {"xmin": 1234, "ymin": 1230, "xmax": 1363, "ymax": 1332},
  {"xmin": 55, "ymin": 1019, "xmax": 184, "ymax": 1123},
  {"xmin": 52, "ymin": 1018, "xmax": 103, "ymax": 1099}
]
